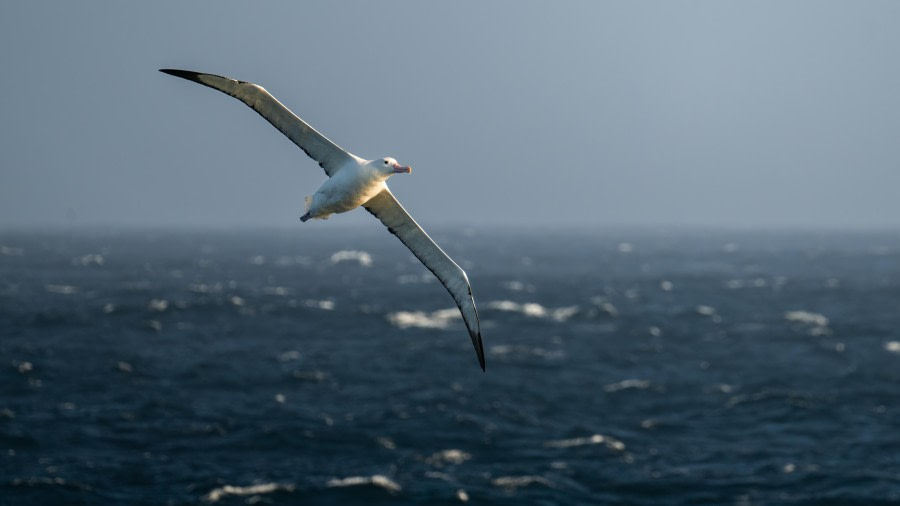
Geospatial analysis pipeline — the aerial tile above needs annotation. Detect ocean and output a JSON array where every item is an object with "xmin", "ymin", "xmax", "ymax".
[{"xmin": 1, "ymin": 227, "xmax": 899, "ymax": 505}]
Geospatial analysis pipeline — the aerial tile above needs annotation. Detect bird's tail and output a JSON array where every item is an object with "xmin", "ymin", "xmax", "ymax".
[{"xmin": 300, "ymin": 196, "xmax": 314, "ymax": 222}]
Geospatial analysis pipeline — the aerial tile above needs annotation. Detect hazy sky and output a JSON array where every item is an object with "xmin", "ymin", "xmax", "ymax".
[{"xmin": 2, "ymin": 2, "xmax": 899, "ymax": 229}]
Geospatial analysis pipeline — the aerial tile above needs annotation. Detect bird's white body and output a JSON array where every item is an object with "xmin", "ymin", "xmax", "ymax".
[{"xmin": 306, "ymin": 159, "xmax": 386, "ymax": 219}]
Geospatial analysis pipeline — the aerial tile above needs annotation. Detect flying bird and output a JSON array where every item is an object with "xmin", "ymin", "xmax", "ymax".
[{"xmin": 159, "ymin": 69, "xmax": 485, "ymax": 371}]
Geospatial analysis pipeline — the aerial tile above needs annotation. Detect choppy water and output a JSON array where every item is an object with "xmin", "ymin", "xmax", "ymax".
[{"xmin": 1, "ymin": 227, "xmax": 899, "ymax": 505}]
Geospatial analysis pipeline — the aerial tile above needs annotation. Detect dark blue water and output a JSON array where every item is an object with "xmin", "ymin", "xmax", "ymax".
[{"xmin": 2, "ymin": 227, "xmax": 899, "ymax": 505}]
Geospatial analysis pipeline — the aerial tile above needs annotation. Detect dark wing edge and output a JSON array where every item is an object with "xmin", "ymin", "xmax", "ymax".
[
  {"xmin": 364, "ymin": 188, "xmax": 486, "ymax": 371},
  {"xmin": 159, "ymin": 69, "xmax": 356, "ymax": 177}
]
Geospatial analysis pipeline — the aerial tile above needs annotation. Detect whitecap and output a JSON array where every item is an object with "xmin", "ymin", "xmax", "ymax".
[
  {"xmin": 387, "ymin": 309, "xmax": 460, "ymax": 329},
  {"xmin": 784, "ymin": 310, "xmax": 828, "ymax": 326},
  {"xmin": 326, "ymin": 475, "xmax": 401, "ymax": 493},
  {"xmin": 491, "ymin": 475, "xmax": 555, "ymax": 490},
  {"xmin": 660, "ymin": 280, "xmax": 674, "ymax": 292},
  {"xmin": 376, "ymin": 437, "xmax": 396, "ymax": 449},
  {"xmin": 427, "ymin": 449, "xmax": 471, "ymax": 466},
  {"xmin": 148, "ymin": 299, "xmax": 168, "ymax": 312},
  {"xmin": 248, "ymin": 255, "xmax": 266, "ymax": 265},
  {"xmin": 551, "ymin": 306, "xmax": 579, "ymax": 321},
  {"xmin": 695, "ymin": 305, "xmax": 722, "ymax": 323},
  {"xmin": 696, "ymin": 305, "xmax": 716, "ymax": 316},
  {"xmin": 502, "ymin": 280, "xmax": 525, "ymax": 291},
  {"xmin": 604, "ymin": 379, "xmax": 651, "ymax": 393},
  {"xmin": 885, "ymin": 341, "xmax": 900, "ymax": 353},
  {"xmin": 203, "ymin": 483, "xmax": 295, "ymax": 503},
  {"xmin": 543, "ymin": 433, "xmax": 626, "ymax": 451},
  {"xmin": 330, "ymin": 250, "xmax": 372, "ymax": 267},
  {"xmin": 304, "ymin": 299, "xmax": 335, "ymax": 310},
  {"xmin": 590, "ymin": 297, "xmax": 618, "ymax": 317},
  {"xmin": 277, "ymin": 350, "xmax": 301, "ymax": 362},
  {"xmin": 486, "ymin": 300, "xmax": 579, "ymax": 322}
]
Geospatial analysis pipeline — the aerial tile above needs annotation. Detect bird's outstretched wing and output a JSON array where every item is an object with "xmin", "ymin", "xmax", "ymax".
[
  {"xmin": 364, "ymin": 188, "xmax": 485, "ymax": 371},
  {"xmin": 160, "ymin": 69, "xmax": 356, "ymax": 176}
]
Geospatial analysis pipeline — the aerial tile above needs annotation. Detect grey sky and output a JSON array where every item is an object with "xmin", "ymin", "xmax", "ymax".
[{"xmin": 2, "ymin": 1, "xmax": 899, "ymax": 229}]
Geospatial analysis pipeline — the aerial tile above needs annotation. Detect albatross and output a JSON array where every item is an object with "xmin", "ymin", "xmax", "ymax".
[{"xmin": 160, "ymin": 69, "xmax": 485, "ymax": 371}]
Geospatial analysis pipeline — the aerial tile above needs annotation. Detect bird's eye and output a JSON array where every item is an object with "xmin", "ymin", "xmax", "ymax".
[{"xmin": 384, "ymin": 160, "xmax": 388, "ymax": 165}]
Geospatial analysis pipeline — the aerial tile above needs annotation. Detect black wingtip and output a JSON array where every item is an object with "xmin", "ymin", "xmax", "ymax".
[
  {"xmin": 159, "ymin": 68, "xmax": 203, "ymax": 82},
  {"xmin": 474, "ymin": 332, "xmax": 486, "ymax": 372}
]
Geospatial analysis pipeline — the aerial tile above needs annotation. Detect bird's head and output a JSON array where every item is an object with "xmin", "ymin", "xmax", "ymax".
[{"xmin": 373, "ymin": 157, "xmax": 412, "ymax": 177}]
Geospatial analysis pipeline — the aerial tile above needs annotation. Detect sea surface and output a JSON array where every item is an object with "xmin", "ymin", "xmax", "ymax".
[{"xmin": 1, "ymin": 227, "xmax": 899, "ymax": 505}]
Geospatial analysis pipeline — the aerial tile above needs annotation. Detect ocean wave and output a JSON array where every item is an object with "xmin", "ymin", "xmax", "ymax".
[
  {"xmin": 486, "ymin": 300, "xmax": 579, "ymax": 322},
  {"xmin": 326, "ymin": 475, "xmax": 401, "ymax": 493},
  {"xmin": 427, "ymin": 449, "xmax": 471, "ymax": 466},
  {"xmin": 203, "ymin": 482, "xmax": 295, "ymax": 503},
  {"xmin": 148, "ymin": 299, "xmax": 168, "ymax": 312},
  {"xmin": 277, "ymin": 350, "xmax": 301, "ymax": 362},
  {"xmin": 387, "ymin": 309, "xmax": 461, "ymax": 329},
  {"xmin": 695, "ymin": 305, "xmax": 722, "ymax": 322},
  {"xmin": 491, "ymin": 475, "xmax": 555, "ymax": 490},
  {"xmin": 544, "ymin": 434, "xmax": 626, "ymax": 451},
  {"xmin": 603, "ymin": 379, "xmax": 652, "ymax": 393},
  {"xmin": 784, "ymin": 310, "xmax": 831, "ymax": 335},
  {"xmin": 784, "ymin": 310, "xmax": 828, "ymax": 326},
  {"xmin": 590, "ymin": 297, "xmax": 619, "ymax": 317},
  {"xmin": 330, "ymin": 250, "xmax": 373, "ymax": 267},
  {"xmin": 885, "ymin": 341, "xmax": 900, "ymax": 353},
  {"xmin": 303, "ymin": 299, "xmax": 335, "ymax": 310}
]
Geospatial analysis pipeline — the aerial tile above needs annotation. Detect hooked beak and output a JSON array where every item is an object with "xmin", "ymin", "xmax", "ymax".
[{"xmin": 392, "ymin": 163, "xmax": 412, "ymax": 174}]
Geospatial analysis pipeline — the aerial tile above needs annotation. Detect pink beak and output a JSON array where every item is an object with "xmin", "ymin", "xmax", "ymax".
[{"xmin": 392, "ymin": 163, "xmax": 412, "ymax": 173}]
